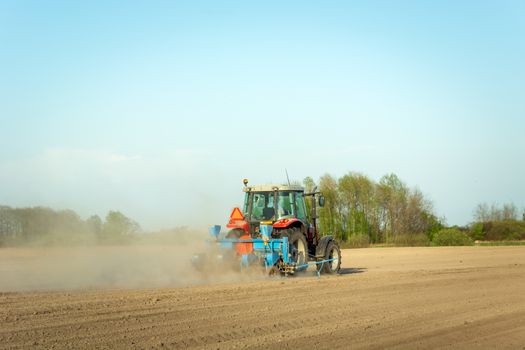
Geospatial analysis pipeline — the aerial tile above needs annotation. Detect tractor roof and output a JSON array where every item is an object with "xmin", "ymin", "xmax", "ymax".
[{"xmin": 243, "ymin": 184, "xmax": 305, "ymax": 192}]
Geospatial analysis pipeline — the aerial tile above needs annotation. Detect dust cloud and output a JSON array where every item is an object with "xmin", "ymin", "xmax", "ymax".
[{"xmin": 0, "ymin": 230, "xmax": 266, "ymax": 292}]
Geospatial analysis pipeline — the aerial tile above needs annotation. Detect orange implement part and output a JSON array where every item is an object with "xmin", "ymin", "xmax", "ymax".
[
  {"xmin": 235, "ymin": 235, "xmax": 253, "ymax": 255},
  {"xmin": 230, "ymin": 207, "xmax": 244, "ymax": 221}
]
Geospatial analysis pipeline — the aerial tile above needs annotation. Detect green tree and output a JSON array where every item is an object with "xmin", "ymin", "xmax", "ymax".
[
  {"xmin": 303, "ymin": 176, "xmax": 316, "ymax": 193},
  {"xmin": 0, "ymin": 206, "xmax": 22, "ymax": 245},
  {"xmin": 86, "ymin": 215, "xmax": 103, "ymax": 237},
  {"xmin": 312, "ymin": 172, "xmax": 439, "ymax": 244},
  {"xmin": 318, "ymin": 174, "xmax": 344, "ymax": 240},
  {"xmin": 377, "ymin": 173, "xmax": 408, "ymax": 242},
  {"xmin": 433, "ymin": 228, "xmax": 473, "ymax": 246},
  {"xmin": 54, "ymin": 210, "xmax": 86, "ymax": 236},
  {"xmin": 338, "ymin": 172, "xmax": 375, "ymax": 241},
  {"xmin": 502, "ymin": 203, "xmax": 518, "ymax": 221},
  {"xmin": 303, "ymin": 176, "xmax": 316, "ymax": 218},
  {"xmin": 102, "ymin": 211, "xmax": 141, "ymax": 242}
]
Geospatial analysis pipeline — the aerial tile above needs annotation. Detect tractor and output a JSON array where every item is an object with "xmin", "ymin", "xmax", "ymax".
[{"xmin": 192, "ymin": 179, "xmax": 341, "ymax": 276}]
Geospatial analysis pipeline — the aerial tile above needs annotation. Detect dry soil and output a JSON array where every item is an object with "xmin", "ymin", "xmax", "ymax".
[{"xmin": 2, "ymin": 246, "xmax": 525, "ymax": 349}]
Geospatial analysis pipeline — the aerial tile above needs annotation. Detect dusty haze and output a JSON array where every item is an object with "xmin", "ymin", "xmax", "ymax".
[{"xmin": 0, "ymin": 231, "xmax": 266, "ymax": 292}]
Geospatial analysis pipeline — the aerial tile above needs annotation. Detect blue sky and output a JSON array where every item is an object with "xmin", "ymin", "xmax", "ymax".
[{"xmin": 1, "ymin": 0, "xmax": 524, "ymax": 229}]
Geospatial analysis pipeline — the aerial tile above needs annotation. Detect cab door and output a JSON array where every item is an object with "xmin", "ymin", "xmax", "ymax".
[{"xmin": 294, "ymin": 192, "xmax": 308, "ymax": 224}]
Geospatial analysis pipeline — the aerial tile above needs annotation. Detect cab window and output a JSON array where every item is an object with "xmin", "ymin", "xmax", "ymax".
[
  {"xmin": 277, "ymin": 192, "xmax": 295, "ymax": 219},
  {"xmin": 295, "ymin": 192, "xmax": 307, "ymax": 222},
  {"xmin": 249, "ymin": 192, "xmax": 275, "ymax": 220}
]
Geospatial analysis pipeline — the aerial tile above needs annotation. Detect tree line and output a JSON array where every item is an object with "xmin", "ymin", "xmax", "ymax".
[
  {"xmin": 304, "ymin": 173, "xmax": 444, "ymax": 245},
  {"xmin": 1, "ymin": 172, "xmax": 524, "ymax": 247},
  {"xmin": 304, "ymin": 173, "xmax": 525, "ymax": 245},
  {"xmin": 470, "ymin": 202, "xmax": 525, "ymax": 241},
  {"xmin": 0, "ymin": 206, "xmax": 140, "ymax": 246}
]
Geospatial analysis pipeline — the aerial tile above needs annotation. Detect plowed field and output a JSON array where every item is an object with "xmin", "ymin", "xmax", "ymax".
[{"xmin": 2, "ymin": 246, "xmax": 525, "ymax": 349}]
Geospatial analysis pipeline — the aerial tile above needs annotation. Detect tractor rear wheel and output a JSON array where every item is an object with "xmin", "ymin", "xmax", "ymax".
[
  {"xmin": 317, "ymin": 240, "xmax": 341, "ymax": 274},
  {"xmin": 280, "ymin": 228, "xmax": 308, "ymax": 270}
]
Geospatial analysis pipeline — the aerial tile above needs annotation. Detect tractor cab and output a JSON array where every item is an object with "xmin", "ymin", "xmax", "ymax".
[
  {"xmin": 242, "ymin": 185, "xmax": 308, "ymax": 224},
  {"xmin": 226, "ymin": 180, "xmax": 325, "ymax": 249},
  {"xmin": 236, "ymin": 184, "xmax": 309, "ymax": 238}
]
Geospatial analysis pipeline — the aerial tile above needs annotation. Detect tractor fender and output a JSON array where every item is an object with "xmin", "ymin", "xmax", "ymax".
[
  {"xmin": 315, "ymin": 235, "xmax": 334, "ymax": 258},
  {"xmin": 226, "ymin": 220, "xmax": 249, "ymax": 234}
]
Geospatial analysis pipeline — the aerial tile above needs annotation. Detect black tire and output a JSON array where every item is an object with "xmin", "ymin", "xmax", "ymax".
[
  {"xmin": 317, "ymin": 240, "xmax": 341, "ymax": 274},
  {"xmin": 280, "ymin": 228, "xmax": 308, "ymax": 270}
]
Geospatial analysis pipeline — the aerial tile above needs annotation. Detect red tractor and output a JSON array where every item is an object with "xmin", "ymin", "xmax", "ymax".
[{"xmin": 225, "ymin": 179, "xmax": 341, "ymax": 274}]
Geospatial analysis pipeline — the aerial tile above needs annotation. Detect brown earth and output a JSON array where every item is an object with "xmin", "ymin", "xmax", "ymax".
[{"xmin": 2, "ymin": 246, "xmax": 525, "ymax": 349}]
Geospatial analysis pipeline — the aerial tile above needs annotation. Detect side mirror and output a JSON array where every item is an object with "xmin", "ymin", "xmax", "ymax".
[{"xmin": 318, "ymin": 195, "xmax": 325, "ymax": 207}]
